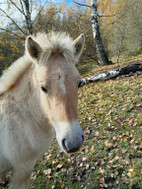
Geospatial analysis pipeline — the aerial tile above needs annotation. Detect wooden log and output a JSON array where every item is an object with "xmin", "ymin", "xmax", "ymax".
[{"xmin": 80, "ymin": 63, "xmax": 142, "ymax": 86}]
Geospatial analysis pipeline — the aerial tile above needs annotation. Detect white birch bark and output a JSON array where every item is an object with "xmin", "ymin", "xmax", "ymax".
[
  {"xmin": 91, "ymin": 0, "xmax": 97, "ymax": 39},
  {"xmin": 22, "ymin": 0, "xmax": 33, "ymax": 34},
  {"xmin": 91, "ymin": 0, "xmax": 109, "ymax": 66},
  {"xmin": 0, "ymin": 0, "xmax": 33, "ymax": 35},
  {"xmin": 80, "ymin": 63, "xmax": 142, "ymax": 86}
]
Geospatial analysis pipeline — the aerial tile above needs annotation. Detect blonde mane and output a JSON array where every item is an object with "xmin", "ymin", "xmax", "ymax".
[{"xmin": 0, "ymin": 32, "xmax": 75, "ymax": 95}]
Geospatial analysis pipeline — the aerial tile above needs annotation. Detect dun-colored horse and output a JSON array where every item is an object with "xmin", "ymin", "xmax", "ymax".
[{"xmin": 0, "ymin": 32, "xmax": 85, "ymax": 189}]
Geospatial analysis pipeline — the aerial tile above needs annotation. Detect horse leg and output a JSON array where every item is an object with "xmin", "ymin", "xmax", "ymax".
[{"xmin": 9, "ymin": 168, "xmax": 32, "ymax": 189}]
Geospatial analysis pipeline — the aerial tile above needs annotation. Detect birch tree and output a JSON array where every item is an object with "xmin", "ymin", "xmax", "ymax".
[
  {"xmin": 21, "ymin": 0, "xmax": 33, "ymax": 34},
  {"xmin": 0, "ymin": 0, "xmax": 48, "ymax": 35},
  {"xmin": 73, "ymin": 0, "xmax": 109, "ymax": 66},
  {"xmin": 91, "ymin": 0, "xmax": 109, "ymax": 66},
  {"xmin": 0, "ymin": 0, "xmax": 32, "ymax": 35}
]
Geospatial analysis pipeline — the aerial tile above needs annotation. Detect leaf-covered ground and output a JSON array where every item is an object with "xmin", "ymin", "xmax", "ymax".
[
  {"xmin": 1, "ymin": 64, "xmax": 142, "ymax": 189},
  {"xmin": 30, "ymin": 71, "xmax": 142, "ymax": 189}
]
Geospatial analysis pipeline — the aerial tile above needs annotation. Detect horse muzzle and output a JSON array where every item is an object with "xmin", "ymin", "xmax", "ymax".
[
  {"xmin": 62, "ymin": 132, "xmax": 84, "ymax": 153},
  {"xmin": 53, "ymin": 120, "xmax": 84, "ymax": 153}
]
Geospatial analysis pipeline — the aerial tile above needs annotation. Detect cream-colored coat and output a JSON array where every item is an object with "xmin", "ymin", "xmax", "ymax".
[{"xmin": 0, "ymin": 32, "xmax": 85, "ymax": 189}]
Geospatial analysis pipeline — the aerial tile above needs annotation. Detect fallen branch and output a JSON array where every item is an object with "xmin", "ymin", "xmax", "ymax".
[{"xmin": 80, "ymin": 63, "xmax": 142, "ymax": 86}]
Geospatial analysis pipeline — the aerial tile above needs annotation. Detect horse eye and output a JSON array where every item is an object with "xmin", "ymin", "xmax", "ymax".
[
  {"xmin": 78, "ymin": 81, "xmax": 82, "ymax": 88},
  {"xmin": 41, "ymin": 86, "xmax": 48, "ymax": 93}
]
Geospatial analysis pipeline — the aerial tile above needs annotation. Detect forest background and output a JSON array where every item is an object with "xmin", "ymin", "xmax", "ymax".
[{"xmin": 0, "ymin": 0, "xmax": 142, "ymax": 74}]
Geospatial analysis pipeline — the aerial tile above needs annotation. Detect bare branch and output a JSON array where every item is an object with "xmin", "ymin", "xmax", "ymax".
[
  {"xmin": 20, "ymin": 0, "xmax": 25, "ymax": 14},
  {"xmin": 0, "ymin": 8, "xmax": 26, "ymax": 35},
  {"xmin": 73, "ymin": 0, "xmax": 119, "ymax": 19},
  {"xmin": 73, "ymin": 0, "xmax": 92, "ymax": 8},
  {"xmin": 9, "ymin": 0, "xmax": 26, "ymax": 17},
  {"xmin": 32, "ymin": 0, "xmax": 48, "ymax": 25}
]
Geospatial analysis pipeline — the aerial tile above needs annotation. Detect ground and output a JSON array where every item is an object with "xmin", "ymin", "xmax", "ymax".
[{"xmin": 0, "ymin": 59, "xmax": 142, "ymax": 189}]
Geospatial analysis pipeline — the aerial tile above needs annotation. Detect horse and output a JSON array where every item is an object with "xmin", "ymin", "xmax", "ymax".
[{"xmin": 0, "ymin": 32, "xmax": 85, "ymax": 189}]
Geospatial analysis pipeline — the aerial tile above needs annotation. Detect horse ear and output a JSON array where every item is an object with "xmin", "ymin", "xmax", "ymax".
[
  {"xmin": 72, "ymin": 34, "xmax": 85, "ymax": 63},
  {"xmin": 26, "ymin": 36, "xmax": 42, "ymax": 61}
]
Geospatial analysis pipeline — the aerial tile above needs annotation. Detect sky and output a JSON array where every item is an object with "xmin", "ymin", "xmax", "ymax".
[
  {"xmin": 46, "ymin": 0, "xmax": 73, "ymax": 5},
  {"xmin": 52, "ymin": 0, "xmax": 73, "ymax": 4},
  {"xmin": 0, "ymin": 0, "xmax": 78, "ymax": 29},
  {"xmin": 63, "ymin": 0, "xmax": 73, "ymax": 4},
  {"xmin": 52, "ymin": 0, "xmax": 86, "ymax": 6}
]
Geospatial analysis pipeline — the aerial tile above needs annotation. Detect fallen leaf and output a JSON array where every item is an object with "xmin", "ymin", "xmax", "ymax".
[
  {"xmin": 43, "ymin": 169, "xmax": 51, "ymax": 175},
  {"xmin": 129, "ymin": 169, "xmax": 135, "ymax": 175},
  {"xmin": 61, "ymin": 184, "xmax": 65, "ymax": 189},
  {"xmin": 114, "ymin": 156, "xmax": 119, "ymax": 161}
]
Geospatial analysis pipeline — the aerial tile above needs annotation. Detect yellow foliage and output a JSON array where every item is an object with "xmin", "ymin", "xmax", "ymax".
[{"xmin": 0, "ymin": 54, "xmax": 4, "ymax": 60}]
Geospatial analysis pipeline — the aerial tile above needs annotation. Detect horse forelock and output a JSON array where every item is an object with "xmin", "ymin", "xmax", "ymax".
[{"xmin": 34, "ymin": 32, "xmax": 76, "ymax": 64}]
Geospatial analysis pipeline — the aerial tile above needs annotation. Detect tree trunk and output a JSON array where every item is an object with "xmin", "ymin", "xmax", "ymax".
[
  {"xmin": 0, "ymin": 0, "xmax": 33, "ymax": 35},
  {"xmin": 91, "ymin": 0, "xmax": 109, "ymax": 66},
  {"xmin": 80, "ymin": 63, "xmax": 142, "ymax": 86},
  {"xmin": 23, "ymin": 0, "xmax": 33, "ymax": 34}
]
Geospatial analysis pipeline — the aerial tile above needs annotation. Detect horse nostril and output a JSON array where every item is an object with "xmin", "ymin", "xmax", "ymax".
[
  {"xmin": 62, "ymin": 138, "xmax": 68, "ymax": 152},
  {"xmin": 82, "ymin": 135, "xmax": 84, "ymax": 143},
  {"xmin": 62, "ymin": 135, "xmax": 84, "ymax": 153}
]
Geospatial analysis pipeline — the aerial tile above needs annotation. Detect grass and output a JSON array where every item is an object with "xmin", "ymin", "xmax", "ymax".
[
  {"xmin": 30, "ymin": 66, "xmax": 141, "ymax": 189},
  {"xmin": 1, "ymin": 61, "xmax": 142, "ymax": 189}
]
